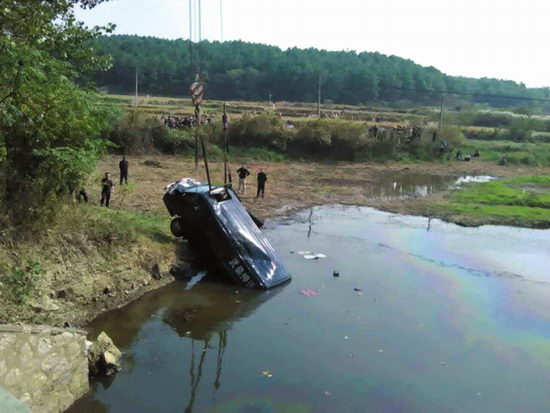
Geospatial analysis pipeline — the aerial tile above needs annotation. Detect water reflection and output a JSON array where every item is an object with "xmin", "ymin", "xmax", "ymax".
[
  {"xmin": 370, "ymin": 173, "xmax": 494, "ymax": 199},
  {"xmin": 71, "ymin": 280, "xmax": 284, "ymax": 412},
  {"xmin": 72, "ymin": 205, "xmax": 550, "ymax": 413},
  {"xmin": 161, "ymin": 283, "xmax": 284, "ymax": 412}
]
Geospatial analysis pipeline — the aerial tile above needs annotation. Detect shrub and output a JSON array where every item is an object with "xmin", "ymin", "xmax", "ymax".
[
  {"xmin": 3, "ymin": 261, "xmax": 41, "ymax": 305},
  {"xmin": 508, "ymin": 118, "xmax": 535, "ymax": 142},
  {"xmin": 291, "ymin": 120, "xmax": 333, "ymax": 156},
  {"xmin": 156, "ymin": 129, "xmax": 195, "ymax": 154},
  {"xmin": 105, "ymin": 110, "xmax": 168, "ymax": 154},
  {"xmin": 462, "ymin": 128, "xmax": 508, "ymax": 141},
  {"xmin": 439, "ymin": 125, "xmax": 465, "ymax": 147},
  {"xmin": 228, "ymin": 113, "xmax": 289, "ymax": 150}
]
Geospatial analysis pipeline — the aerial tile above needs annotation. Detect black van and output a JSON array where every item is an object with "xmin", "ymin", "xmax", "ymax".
[{"xmin": 163, "ymin": 179, "xmax": 291, "ymax": 289}]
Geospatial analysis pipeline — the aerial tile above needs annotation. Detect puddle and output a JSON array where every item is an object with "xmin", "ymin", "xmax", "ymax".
[
  {"xmin": 70, "ymin": 206, "xmax": 550, "ymax": 413},
  {"xmin": 369, "ymin": 173, "xmax": 495, "ymax": 199}
]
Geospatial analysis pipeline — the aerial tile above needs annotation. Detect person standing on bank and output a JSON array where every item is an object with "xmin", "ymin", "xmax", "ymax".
[
  {"xmin": 100, "ymin": 172, "xmax": 114, "ymax": 207},
  {"xmin": 119, "ymin": 155, "xmax": 129, "ymax": 185},
  {"xmin": 236, "ymin": 163, "xmax": 250, "ymax": 194},
  {"xmin": 257, "ymin": 169, "xmax": 267, "ymax": 199}
]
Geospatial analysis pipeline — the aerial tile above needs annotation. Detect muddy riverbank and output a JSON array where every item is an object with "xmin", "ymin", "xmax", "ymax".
[
  {"xmin": 0, "ymin": 208, "xmax": 179, "ymax": 329},
  {"xmin": 98, "ymin": 155, "xmax": 549, "ymax": 226}
]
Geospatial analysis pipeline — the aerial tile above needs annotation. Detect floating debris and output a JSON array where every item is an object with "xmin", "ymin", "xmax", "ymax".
[
  {"xmin": 262, "ymin": 370, "xmax": 273, "ymax": 378},
  {"xmin": 185, "ymin": 271, "xmax": 207, "ymax": 291},
  {"xmin": 324, "ymin": 391, "xmax": 332, "ymax": 397},
  {"xmin": 301, "ymin": 251, "xmax": 327, "ymax": 260},
  {"xmin": 378, "ymin": 349, "xmax": 384, "ymax": 353},
  {"xmin": 333, "ymin": 270, "xmax": 340, "ymax": 277},
  {"xmin": 299, "ymin": 289, "xmax": 320, "ymax": 297},
  {"xmin": 344, "ymin": 336, "xmax": 349, "ymax": 340}
]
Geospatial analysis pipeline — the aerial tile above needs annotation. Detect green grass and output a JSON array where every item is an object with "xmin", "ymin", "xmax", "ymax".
[
  {"xmin": 451, "ymin": 178, "xmax": 550, "ymax": 208},
  {"xmin": 420, "ymin": 175, "xmax": 550, "ymax": 227},
  {"xmin": 229, "ymin": 146, "xmax": 287, "ymax": 162},
  {"xmin": 32, "ymin": 203, "xmax": 173, "ymax": 247},
  {"xmin": 460, "ymin": 140, "xmax": 550, "ymax": 166},
  {"xmin": 77, "ymin": 205, "xmax": 172, "ymax": 244}
]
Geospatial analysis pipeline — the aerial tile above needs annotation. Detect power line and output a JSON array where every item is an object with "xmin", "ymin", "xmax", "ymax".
[
  {"xmin": 220, "ymin": 0, "xmax": 224, "ymax": 42},
  {"xmin": 376, "ymin": 84, "xmax": 550, "ymax": 103},
  {"xmin": 198, "ymin": 0, "xmax": 202, "ymax": 42}
]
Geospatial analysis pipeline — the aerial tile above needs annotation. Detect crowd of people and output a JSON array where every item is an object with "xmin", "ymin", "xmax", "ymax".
[
  {"xmin": 368, "ymin": 125, "xmax": 423, "ymax": 143},
  {"xmin": 161, "ymin": 115, "xmax": 214, "ymax": 129}
]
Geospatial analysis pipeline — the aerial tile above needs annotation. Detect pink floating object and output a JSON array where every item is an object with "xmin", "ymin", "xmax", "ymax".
[{"xmin": 299, "ymin": 289, "xmax": 319, "ymax": 297}]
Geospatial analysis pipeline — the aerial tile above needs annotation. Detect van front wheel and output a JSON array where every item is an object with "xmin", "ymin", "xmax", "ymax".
[{"xmin": 170, "ymin": 217, "xmax": 186, "ymax": 238}]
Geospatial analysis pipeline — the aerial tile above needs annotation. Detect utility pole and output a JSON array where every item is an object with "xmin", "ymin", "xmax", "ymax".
[
  {"xmin": 222, "ymin": 103, "xmax": 229, "ymax": 184},
  {"xmin": 317, "ymin": 74, "xmax": 322, "ymax": 117},
  {"xmin": 134, "ymin": 67, "xmax": 138, "ymax": 107},
  {"xmin": 438, "ymin": 94, "xmax": 445, "ymax": 132}
]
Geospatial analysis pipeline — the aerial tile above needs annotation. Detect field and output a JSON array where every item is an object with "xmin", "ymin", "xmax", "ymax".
[
  {"xmin": 93, "ymin": 155, "xmax": 550, "ymax": 227},
  {"xmin": 103, "ymin": 93, "xmax": 428, "ymax": 126},
  {"xmin": 95, "ymin": 94, "xmax": 550, "ymax": 227}
]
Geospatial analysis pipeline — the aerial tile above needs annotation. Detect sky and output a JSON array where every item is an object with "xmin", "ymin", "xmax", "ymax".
[{"xmin": 75, "ymin": 0, "xmax": 550, "ymax": 88}]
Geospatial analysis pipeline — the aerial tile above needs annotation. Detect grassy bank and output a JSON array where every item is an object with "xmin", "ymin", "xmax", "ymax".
[
  {"xmin": 460, "ymin": 140, "xmax": 550, "ymax": 166},
  {"xmin": 0, "ymin": 204, "xmax": 176, "ymax": 327},
  {"xmin": 409, "ymin": 176, "xmax": 550, "ymax": 228}
]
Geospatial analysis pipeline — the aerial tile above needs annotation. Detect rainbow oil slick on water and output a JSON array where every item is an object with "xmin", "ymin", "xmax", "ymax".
[{"xmin": 70, "ymin": 205, "xmax": 550, "ymax": 413}]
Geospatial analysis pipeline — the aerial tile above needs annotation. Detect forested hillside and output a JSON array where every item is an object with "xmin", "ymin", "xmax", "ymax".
[{"xmin": 91, "ymin": 35, "xmax": 550, "ymax": 108}]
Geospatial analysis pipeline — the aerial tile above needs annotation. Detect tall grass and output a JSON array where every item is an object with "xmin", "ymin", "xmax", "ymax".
[
  {"xmin": 104, "ymin": 110, "xmax": 550, "ymax": 165},
  {"xmin": 461, "ymin": 140, "xmax": 550, "ymax": 166}
]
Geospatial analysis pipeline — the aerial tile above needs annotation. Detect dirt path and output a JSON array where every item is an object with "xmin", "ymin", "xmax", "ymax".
[{"xmin": 96, "ymin": 155, "xmax": 550, "ymax": 221}]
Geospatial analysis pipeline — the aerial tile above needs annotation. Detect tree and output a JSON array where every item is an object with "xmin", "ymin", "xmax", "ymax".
[
  {"xmin": 0, "ymin": 1, "xmax": 115, "ymax": 223},
  {"xmin": 90, "ymin": 35, "xmax": 550, "ymax": 109}
]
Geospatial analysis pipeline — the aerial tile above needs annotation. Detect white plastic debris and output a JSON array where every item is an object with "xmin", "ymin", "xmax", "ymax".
[
  {"xmin": 185, "ymin": 271, "xmax": 207, "ymax": 290},
  {"xmin": 303, "ymin": 253, "xmax": 327, "ymax": 260}
]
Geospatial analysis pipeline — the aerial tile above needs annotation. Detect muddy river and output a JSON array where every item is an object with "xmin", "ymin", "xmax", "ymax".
[{"xmin": 71, "ymin": 205, "xmax": 550, "ymax": 413}]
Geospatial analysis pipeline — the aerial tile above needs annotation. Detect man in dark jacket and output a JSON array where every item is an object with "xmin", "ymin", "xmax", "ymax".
[
  {"xmin": 100, "ymin": 172, "xmax": 114, "ymax": 207},
  {"xmin": 257, "ymin": 169, "xmax": 267, "ymax": 199},
  {"xmin": 236, "ymin": 163, "xmax": 250, "ymax": 193},
  {"xmin": 119, "ymin": 155, "xmax": 129, "ymax": 185}
]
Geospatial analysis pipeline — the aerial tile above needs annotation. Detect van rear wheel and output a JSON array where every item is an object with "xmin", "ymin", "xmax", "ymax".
[{"xmin": 170, "ymin": 217, "xmax": 186, "ymax": 238}]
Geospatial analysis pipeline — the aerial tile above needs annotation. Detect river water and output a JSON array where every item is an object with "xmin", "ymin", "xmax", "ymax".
[{"xmin": 71, "ymin": 203, "xmax": 550, "ymax": 413}]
